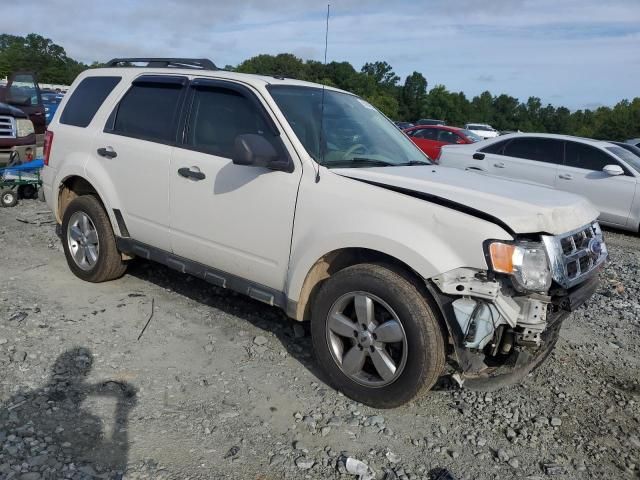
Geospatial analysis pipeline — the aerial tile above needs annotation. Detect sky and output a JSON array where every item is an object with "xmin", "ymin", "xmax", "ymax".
[{"xmin": 3, "ymin": 0, "xmax": 640, "ymax": 109}]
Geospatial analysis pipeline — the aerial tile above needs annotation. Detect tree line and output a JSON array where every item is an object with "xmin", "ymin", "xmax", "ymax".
[{"xmin": 1, "ymin": 34, "xmax": 638, "ymax": 140}]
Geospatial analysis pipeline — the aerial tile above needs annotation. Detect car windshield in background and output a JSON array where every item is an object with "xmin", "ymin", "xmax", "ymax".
[
  {"xmin": 461, "ymin": 129, "xmax": 483, "ymax": 142},
  {"xmin": 606, "ymin": 146, "xmax": 640, "ymax": 174},
  {"xmin": 42, "ymin": 93, "xmax": 62, "ymax": 104},
  {"xmin": 468, "ymin": 125, "xmax": 493, "ymax": 131},
  {"xmin": 269, "ymin": 85, "xmax": 431, "ymax": 168}
]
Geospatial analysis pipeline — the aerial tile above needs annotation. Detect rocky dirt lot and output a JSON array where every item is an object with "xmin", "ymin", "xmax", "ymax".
[{"xmin": 0, "ymin": 199, "xmax": 639, "ymax": 480}]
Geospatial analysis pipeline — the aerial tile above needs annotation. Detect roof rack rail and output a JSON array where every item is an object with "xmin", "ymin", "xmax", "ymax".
[{"xmin": 105, "ymin": 58, "xmax": 217, "ymax": 70}]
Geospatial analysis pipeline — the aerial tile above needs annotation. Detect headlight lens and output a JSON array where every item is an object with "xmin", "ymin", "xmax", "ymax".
[
  {"xmin": 16, "ymin": 119, "xmax": 35, "ymax": 137},
  {"xmin": 489, "ymin": 241, "xmax": 551, "ymax": 292}
]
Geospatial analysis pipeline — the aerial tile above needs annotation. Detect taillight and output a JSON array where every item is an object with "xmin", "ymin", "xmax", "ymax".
[{"xmin": 43, "ymin": 130, "xmax": 54, "ymax": 166}]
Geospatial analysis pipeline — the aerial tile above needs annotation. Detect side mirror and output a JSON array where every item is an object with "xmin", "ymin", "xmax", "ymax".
[
  {"xmin": 232, "ymin": 134, "xmax": 291, "ymax": 172},
  {"xmin": 473, "ymin": 152, "xmax": 485, "ymax": 160},
  {"xmin": 603, "ymin": 164, "xmax": 624, "ymax": 176}
]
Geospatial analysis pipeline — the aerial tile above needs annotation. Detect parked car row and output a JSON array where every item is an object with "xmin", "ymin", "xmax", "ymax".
[{"xmin": 439, "ymin": 133, "xmax": 640, "ymax": 232}]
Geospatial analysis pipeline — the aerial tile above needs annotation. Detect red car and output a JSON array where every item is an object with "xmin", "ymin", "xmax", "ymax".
[{"xmin": 404, "ymin": 125, "xmax": 482, "ymax": 161}]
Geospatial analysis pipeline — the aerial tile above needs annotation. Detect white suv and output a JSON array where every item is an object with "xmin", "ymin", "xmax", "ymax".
[
  {"xmin": 42, "ymin": 58, "xmax": 606, "ymax": 408},
  {"xmin": 439, "ymin": 133, "xmax": 640, "ymax": 232}
]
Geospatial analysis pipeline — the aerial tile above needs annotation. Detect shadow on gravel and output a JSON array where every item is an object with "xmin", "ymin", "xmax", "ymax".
[
  {"xmin": 0, "ymin": 347, "xmax": 137, "ymax": 479},
  {"xmin": 127, "ymin": 260, "xmax": 330, "ymax": 383}
]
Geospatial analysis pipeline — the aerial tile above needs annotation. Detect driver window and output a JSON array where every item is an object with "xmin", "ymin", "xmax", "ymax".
[
  {"xmin": 438, "ymin": 130, "xmax": 459, "ymax": 144},
  {"xmin": 186, "ymin": 86, "xmax": 282, "ymax": 159}
]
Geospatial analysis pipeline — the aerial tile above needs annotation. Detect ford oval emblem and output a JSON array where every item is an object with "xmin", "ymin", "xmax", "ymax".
[{"xmin": 588, "ymin": 238, "xmax": 602, "ymax": 258}]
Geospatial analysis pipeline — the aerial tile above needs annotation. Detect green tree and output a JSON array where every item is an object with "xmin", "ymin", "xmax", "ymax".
[{"xmin": 401, "ymin": 72, "xmax": 428, "ymax": 121}]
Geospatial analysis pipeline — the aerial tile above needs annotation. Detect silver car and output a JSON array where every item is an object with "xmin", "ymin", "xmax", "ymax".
[{"xmin": 439, "ymin": 133, "xmax": 640, "ymax": 232}]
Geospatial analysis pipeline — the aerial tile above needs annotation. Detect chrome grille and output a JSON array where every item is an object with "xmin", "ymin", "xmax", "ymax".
[
  {"xmin": 542, "ymin": 222, "xmax": 607, "ymax": 289},
  {"xmin": 0, "ymin": 115, "xmax": 16, "ymax": 138}
]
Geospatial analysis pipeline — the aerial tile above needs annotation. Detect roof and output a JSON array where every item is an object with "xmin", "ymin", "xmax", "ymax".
[
  {"xmin": 79, "ymin": 66, "xmax": 350, "ymax": 95},
  {"xmin": 487, "ymin": 132, "xmax": 618, "ymax": 148},
  {"xmin": 405, "ymin": 125, "xmax": 464, "ymax": 132}
]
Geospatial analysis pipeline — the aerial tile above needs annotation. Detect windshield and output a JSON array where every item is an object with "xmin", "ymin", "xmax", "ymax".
[
  {"xmin": 460, "ymin": 129, "xmax": 483, "ymax": 142},
  {"xmin": 42, "ymin": 93, "xmax": 62, "ymax": 104},
  {"xmin": 607, "ymin": 146, "xmax": 640, "ymax": 174},
  {"xmin": 269, "ymin": 85, "xmax": 431, "ymax": 168}
]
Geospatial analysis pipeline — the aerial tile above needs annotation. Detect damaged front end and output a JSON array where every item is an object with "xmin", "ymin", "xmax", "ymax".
[{"xmin": 430, "ymin": 222, "xmax": 607, "ymax": 390}]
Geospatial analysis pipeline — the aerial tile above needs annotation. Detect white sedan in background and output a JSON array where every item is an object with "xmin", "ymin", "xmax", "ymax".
[
  {"xmin": 464, "ymin": 123, "xmax": 500, "ymax": 139},
  {"xmin": 439, "ymin": 133, "xmax": 640, "ymax": 232}
]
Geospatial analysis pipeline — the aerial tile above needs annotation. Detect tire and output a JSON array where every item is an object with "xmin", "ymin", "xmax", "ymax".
[
  {"xmin": 61, "ymin": 195, "xmax": 127, "ymax": 282},
  {"xmin": 311, "ymin": 263, "xmax": 446, "ymax": 408},
  {"xmin": 0, "ymin": 189, "xmax": 18, "ymax": 208},
  {"xmin": 18, "ymin": 184, "xmax": 37, "ymax": 200}
]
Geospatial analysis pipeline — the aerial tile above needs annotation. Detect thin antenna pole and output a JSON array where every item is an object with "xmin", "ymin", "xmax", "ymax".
[{"xmin": 317, "ymin": 3, "xmax": 330, "ymax": 183}]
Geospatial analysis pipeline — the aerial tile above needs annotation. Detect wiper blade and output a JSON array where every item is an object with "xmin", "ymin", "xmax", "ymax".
[
  {"xmin": 396, "ymin": 160, "xmax": 432, "ymax": 166},
  {"xmin": 349, "ymin": 157, "xmax": 396, "ymax": 166}
]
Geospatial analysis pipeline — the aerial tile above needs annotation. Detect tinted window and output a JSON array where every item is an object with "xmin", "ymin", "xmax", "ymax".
[
  {"xmin": 480, "ymin": 139, "xmax": 509, "ymax": 154},
  {"xmin": 438, "ymin": 130, "xmax": 460, "ymax": 144},
  {"xmin": 61, "ymin": 76, "xmax": 121, "ymax": 128},
  {"xmin": 112, "ymin": 81, "xmax": 184, "ymax": 142},
  {"xmin": 503, "ymin": 137, "xmax": 563, "ymax": 164},
  {"xmin": 565, "ymin": 142, "xmax": 616, "ymax": 171},
  {"xmin": 186, "ymin": 86, "xmax": 282, "ymax": 159},
  {"xmin": 606, "ymin": 146, "xmax": 640, "ymax": 174}
]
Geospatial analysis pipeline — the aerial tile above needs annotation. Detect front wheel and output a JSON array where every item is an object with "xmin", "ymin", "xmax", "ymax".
[{"xmin": 311, "ymin": 263, "xmax": 446, "ymax": 408}]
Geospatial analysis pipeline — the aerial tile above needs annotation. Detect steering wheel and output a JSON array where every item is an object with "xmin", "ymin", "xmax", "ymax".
[{"xmin": 342, "ymin": 143, "xmax": 368, "ymax": 160}]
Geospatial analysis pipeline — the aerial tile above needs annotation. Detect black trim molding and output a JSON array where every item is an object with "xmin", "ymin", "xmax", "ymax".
[{"xmin": 116, "ymin": 237, "xmax": 287, "ymax": 309}]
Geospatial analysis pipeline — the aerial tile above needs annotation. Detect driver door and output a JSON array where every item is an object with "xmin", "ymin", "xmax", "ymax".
[{"xmin": 169, "ymin": 80, "xmax": 301, "ymax": 291}]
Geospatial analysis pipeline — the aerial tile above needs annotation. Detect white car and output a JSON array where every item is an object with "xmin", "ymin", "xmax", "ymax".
[
  {"xmin": 439, "ymin": 133, "xmax": 640, "ymax": 232},
  {"xmin": 41, "ymin": 58, "xmax": 606, "ymax": 407},
  {"xmin": 464, "ymin": 123, "xmax": 500, "ymax": 139}
]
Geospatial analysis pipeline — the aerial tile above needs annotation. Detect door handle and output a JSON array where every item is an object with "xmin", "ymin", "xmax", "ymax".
[
  {"xmin": 97, "ymin": 146, "xmax": 117, "ymax": 158},
  {"xmin": 558, "ymin": 173, "xmax": 573, "ymax": 180},
  {"xmin": 178, "ymin": 167, "xmax": 206, "ymax": 181},
  {"xmin": 494, "ymin": 162, "xmax": 505, "ymax": 168}
]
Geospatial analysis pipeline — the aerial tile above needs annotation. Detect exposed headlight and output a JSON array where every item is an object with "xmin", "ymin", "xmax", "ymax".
[
  {"xmin": 488, "ymin": 241, "xmax": 551, "ymax": 292},
  {"xmin": 16, "ymin": 119, "xmax": 35, "ymax": 138}
]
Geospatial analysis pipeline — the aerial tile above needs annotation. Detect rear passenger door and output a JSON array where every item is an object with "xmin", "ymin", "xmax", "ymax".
[
  {"xmin": 556, "ymin": 141, "xmax": 635, "ymax": 226},
  {"xmin": 169, "ymin": 79, "xmax": 301, "ymax": 292},
  {"xmin": 94, "ymin": 75, "xmax": 187, "ymax": 252},
  {"xmin": 488, "ymin": 137, "xmax": 561, "ymax": 187}
]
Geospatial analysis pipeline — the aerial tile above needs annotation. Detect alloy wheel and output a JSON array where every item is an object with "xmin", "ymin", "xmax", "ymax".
[{"xmin": 326, "ymin": 291, "xmax": 408, "ymax": 387}]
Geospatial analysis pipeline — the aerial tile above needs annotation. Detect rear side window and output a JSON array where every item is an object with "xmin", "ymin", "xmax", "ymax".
[
  {"xmin": 503, "ymin": 137, "xmax": 563, "ymax": 164},
  {"xmin": 110, "ymin": 77, "xmax": 186, "ymax": 143},
  {"xmin": 185, "ymin": 85, "xmax": 284, "ymax": 159},
  {"xmin": 438, "ymin": 130, "xmax": 460, "ymax": 144},
  {"xmin": 565, "ymin": 142, "xmax": 618, "ymax": 171},
  {"xmin": 414, "ymin": 129, "xmax": 438, "ymax": 140},
  {"xmin": 480, "ymin": 139, "xmax": 509, "ymax": 154},
  {"xmin": 60, "ymin": 76, "xmax": 121, "ymax": 127}
]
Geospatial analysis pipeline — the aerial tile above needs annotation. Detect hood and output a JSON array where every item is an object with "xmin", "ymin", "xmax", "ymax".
[
  {"xmin": 333, "ymin": 166, "xmax": 599, "ymax": 235},
  {"xmin": 0, "ymin": 102, "xmax": 28, "ymax": 119}
]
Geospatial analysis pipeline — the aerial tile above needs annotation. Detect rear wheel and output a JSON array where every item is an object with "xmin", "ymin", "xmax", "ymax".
[
  {"xmin": 311, "ymin": 263, "xmax": 446, "ymax": 408},
  {"xmin": 61, "ymin": 196, "xmax": 127, "ymax": 282},
  {"xmin": 0, "ymin": 189, "xmax": 18, "ymax": 208},
  {"xmin": 18, "ymin": 184, "xmax": 37, "ymax": 199}
]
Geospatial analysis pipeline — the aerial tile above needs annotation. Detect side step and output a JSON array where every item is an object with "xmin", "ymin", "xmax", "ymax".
[{"xmin": 116, "ymin": 237, "xmax": 284, "ymax": 308}]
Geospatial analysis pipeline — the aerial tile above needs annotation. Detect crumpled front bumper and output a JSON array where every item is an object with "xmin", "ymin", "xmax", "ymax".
[{"xmin": 428, "ymin": 271, "xmax": 600, "ymax": 390}]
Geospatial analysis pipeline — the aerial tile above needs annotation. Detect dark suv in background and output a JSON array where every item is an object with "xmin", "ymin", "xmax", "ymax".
[{"xmin": 0, "ymin": 72, "xmax": 45, "ymax": 166}]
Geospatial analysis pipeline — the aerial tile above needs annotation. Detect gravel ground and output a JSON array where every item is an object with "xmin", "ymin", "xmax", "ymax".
[{"xmin": 0, "ymin": 199, "xmax": 639, "ymax": 480}]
